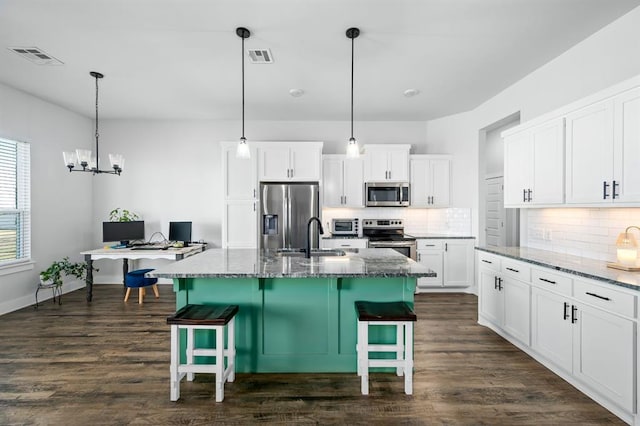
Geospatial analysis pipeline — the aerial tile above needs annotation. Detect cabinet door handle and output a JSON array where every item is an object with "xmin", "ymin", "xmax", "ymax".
[
  {"xmin": 498, "ymin": 277, "xmax": 503, "ymax": 291},
  {"xmin": 253, "ymin": 202, "xmax": 256, "ymax": 212},
  {"xmin": 494, "ymin": 276, "xmax": 498, "ymax": 289},
  {"xmin": 481, "ymin": 259, "xmax": 492, "ymax": 264},
  {"xmin": 538, "ymin": 277, "xmax": 556, "ymax": 285},
  {"xmin": 527, "ymin": 189, "xmax": 532, "ymax": 202},
  {"xmin": 603, "ymin": 181, "xmax": 610, "ymax": 199},
  {"xmin": 563, "ymin": 302, "xmax": 570, "ymax": 320},
  {"xmin": 340, "ymin": 244, "xmax": 350, "ymax": 247},
  {"xmin": 571, "ymin": 305, "xmax": 578, "ymax": 324},
  {"xmin": 426, "ymin": 244, "xmax": 436, "ymax": 247},
  {"xmin": 586, "ymin": 291, "xmax": 611, "ymax": 301},
  {"xmin": 506, "ymin": 267, "xmax": 519, "ymax": 273},
  {"xmin": 253, "ymin": 189, "xmax": 256, "ymax": 198},
  {"xmin": 344, "ymin": 195, "xmax": 347, "ymax": 204},
  {"xmin": 290, "ymin": 168, "xmax": 294, "ymax": 178},
  {"xmin": 523, "ymin": 189, "xmax": 527, "ymax": 202},
  {"xmin": 613, "ymin": 180, "xmax": 619, "ymax": 199},
  {"xmin": 417, "ymin": 253, "xmax": 421, "ymax": 261},
  {"xmin": 445, "ymin": 243, "xmax": 448, "ymax": 252},
  {"xmin": 388, "ymin": 170, "xmax": 391, "ymax": 179}
]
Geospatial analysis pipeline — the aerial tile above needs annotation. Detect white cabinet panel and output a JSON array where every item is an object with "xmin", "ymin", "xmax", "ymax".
[
  {"xmin": 504, "ymin": 131, "xmax": 532, "ymax": 205},
  {"xmin": 223, "ymin": 145, "xmax": 257, "ymax": 200},
  {"xmin": 260, "ymin": 145, "xmax": 291, "ymax": 181},
  {"xmin": 479, "ymin": 269, "xmax": 503, "ymax": 325},
  {"xmin": 442, "ymin": 240, "xmax": 473, "ymax": 287},
  {"xmin": 342, "ymin": 158, "xmax": 364, "ymax": 207},
  {"xmin": 224, "ymin": 200, "xmax": 257, "ymax": 248},
  {"xmin": 613, "ymin": 87, "xmax": 640, "ymax": 203},
  {"xmin": 290, "ymin": 146, "xmax": 321, "ymax": 180},
  {"xmin": 503, "ymin": 277, "xmax": 531, "ymax": 346},
  {"xmin": 410, "ymin": 156, "xmax": 451, "ymax": 207},
  {"xmin": 388, "ymin": 150, "xmax": 409, "ymax": 181},
  {"xmin": 531, "ymin": 287, "xmax": 574, "ymax": 372},
  {"xmin": 363, "ymin": 145, "xmax": 410, "ymax": 182},
  {"xmin": 417, "ymin": 250, "xmax": 443, "ymax": 287},
  {"xmin": 322, "ymin": 156, "xmax": 364, "ymax": 207},
  {"xmin": 322, "ymin": 157, "xmax": 343, "ymax": 207},
  {"xmin": 259, "ymin": 142, "xmax": 322, "ymax": 182}
]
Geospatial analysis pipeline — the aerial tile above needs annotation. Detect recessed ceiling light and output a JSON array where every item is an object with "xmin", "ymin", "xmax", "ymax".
[
  {"xmin": 403, "ymin": 89, "xmax": 420, "ymax": 98},
  {"xmin": 289, "ymin": 88, "xmax": 304, "ymax": 97}
]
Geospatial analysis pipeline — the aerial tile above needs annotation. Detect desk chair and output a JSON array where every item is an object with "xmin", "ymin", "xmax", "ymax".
[{"xmin": 124, "ymin": 268, "xmax": 159, "ymax": 304}]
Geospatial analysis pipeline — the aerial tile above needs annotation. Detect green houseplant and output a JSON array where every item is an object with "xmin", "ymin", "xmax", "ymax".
[
  {"xmin": 39, "ymin": 257, "xmax": 94, "ymax": 287},
  {"xmin": 109, "ymin": 208, "xmax": 140, "ymax": 222}
]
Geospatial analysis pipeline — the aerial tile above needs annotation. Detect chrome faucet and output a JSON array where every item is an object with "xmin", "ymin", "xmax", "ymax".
[{"xmin": 306, "ymin": 217, "xmax": 324, "ymax": 258}]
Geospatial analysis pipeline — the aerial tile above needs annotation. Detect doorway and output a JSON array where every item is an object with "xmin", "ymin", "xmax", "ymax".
[{"xmin": 479, "ymin": 113, "xmax": 520, "ymax": 248}]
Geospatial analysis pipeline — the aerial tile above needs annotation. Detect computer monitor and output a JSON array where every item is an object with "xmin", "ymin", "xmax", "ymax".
[
  {"xmin": 102, "ymin": 221, "xmax": 145, "ymax": 245},
  {"xmin": 169, "ymin": 221, "xmax": 192, "ymax": 247}
]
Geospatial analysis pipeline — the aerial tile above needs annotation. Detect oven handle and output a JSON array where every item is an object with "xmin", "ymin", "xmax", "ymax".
[{"xmin": 368, "ymin": 241, "xmax": 416, "ymax": 247}]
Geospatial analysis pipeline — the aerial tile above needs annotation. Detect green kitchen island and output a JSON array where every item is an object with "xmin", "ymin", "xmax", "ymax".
[{"xmin": 149, "ymin": 248, "xmax": 434, "ymax": 373}]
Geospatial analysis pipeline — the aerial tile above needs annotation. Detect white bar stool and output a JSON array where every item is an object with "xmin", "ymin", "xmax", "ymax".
[
  {"xmin": 167, "ymin": 304, "xmax": 238, "ymax": 402},
  {"xmin": 355, "ymin": 301, "xmax": 417, "ymax": 395}
]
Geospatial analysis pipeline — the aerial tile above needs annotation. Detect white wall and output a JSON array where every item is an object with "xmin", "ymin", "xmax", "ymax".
[
  {"xmin": 0, "ymin": 82, "xmax": 93, "ymax": 314},
  {"xmin": 425, "ymin": 5, "xmax": 640, "ymax": 240}
]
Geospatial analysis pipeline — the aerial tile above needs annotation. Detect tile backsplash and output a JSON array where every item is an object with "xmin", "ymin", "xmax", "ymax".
[
  {"xmin": 526, "ymin": 208, "xmax": 640, "ymax": 261},
  {"xmin": 322, "ymin": 207, "xmax": 472, "ymax": 236}
]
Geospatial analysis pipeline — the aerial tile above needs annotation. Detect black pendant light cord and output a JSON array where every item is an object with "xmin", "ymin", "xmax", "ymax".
[
  {"xmin": 350, "ymin": 34, "xmax": 354, "ymax": 140},
  {"xmin": 94, "ymin": 73, "xmax": 100, "ymax": 169},
  {"xmin": 242, "ymin": 32, "xmax": 245, "ymax": 139}
]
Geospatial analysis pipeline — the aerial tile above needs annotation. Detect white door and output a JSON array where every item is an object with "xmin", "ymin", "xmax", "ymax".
[
  {"xmin": 531, "ymin": 118, "xmax": 564, "ymax": 204},
  {"xmin": 565, "ymin": 99, "xmax": 614, "ymax": 204},
  {"xmin": 613, "ymin": 87, "xmax": 640, "ymax": 203},
  {"xmin": 531, "ymin": 287, "xmax": 573, "ymax": 372},
  {"xmin": 417, "ymin": 250, "xmax": 443, "ymax": 287},
  {"xmin": 443, "ymin": 240, "xmax": 472, "ymax": 287},
  {"xmin": 485, "ymin": 177, "xmax": 505, "ymax": 248},
  {"xmin": 322, "ymin": 157, "xmax": 344, "ymax": 207},
  {"xmin": 430, "ymin": 159, "xmax": 450, "ymax": 207},
  {"xmin": 387, "ymin": 150, "xmax": 409, "ymax": 181},
  {"xmin": 502, "ymin": 277, "xmax": 531, "ymax": 346},
  {"xmin": 410, "ymin": 158, "xmax": 429, "ymax": 206},
  {"xmin": 342, "ymin": 158, "xmax": 364, "ymax": 207},
  {"xmin": 260, "ymin": 146, "xmax": 290, "ymax": 181},
  {"xmin": 224, "ymin": 200, "xmax": 257, "ymax": 248},
  {"xmin": 479, "ymin": 269, "xmax": 503, "ymax": 325},
  {"xmin": 572, "ymin": 303, "xmax": 635, "ymax": 412},
  {"xmin": 504, "ymin": 131, "xmax": 532, "ymax": 206},
  {"xmin": 290, "ymin": 146, "xmax": 321, "ymax": 181}
]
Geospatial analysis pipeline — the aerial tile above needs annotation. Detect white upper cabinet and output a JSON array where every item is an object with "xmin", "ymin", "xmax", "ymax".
[
  {"xmin": 566, "ymin": 99, "xmax": 615, "ymax": 204},
  {"xmin": 566, "ymin": 86, "xmax": 640, "ymax": 205},
  {"xmin": 410, "ymin": 155, "xmax": 451, "ymax": 207},
  {"xmin": 363, "ymin": 145, "xmax": 410, "ymax": 182},
  {"xmin": 504, "ymin": 118, "xmax": 564, "ymax": 207},
  {"xmin": 259, "ymin": 142, "xmax": 323, "ymax": 181},
  {"xmin": 223, "ymin": 143, "xmax": 257, "ymax": 201},
  {"xmin": 322, "ymin": 155, "xmax": 364, "ymax": 207},
  {"xmin": 613, "ymin": 87, "xmax": 640, "ymax": 203}
]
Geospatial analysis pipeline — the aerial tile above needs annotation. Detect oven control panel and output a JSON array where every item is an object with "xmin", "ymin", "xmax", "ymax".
[{"xmin": 362, "ymin": 219, "xmax": 404, "ymax": 228}]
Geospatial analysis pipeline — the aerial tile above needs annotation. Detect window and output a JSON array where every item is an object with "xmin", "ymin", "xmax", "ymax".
[{"xmin": 0, "ymin": 138, "xmax": 30, "ymax": 267}]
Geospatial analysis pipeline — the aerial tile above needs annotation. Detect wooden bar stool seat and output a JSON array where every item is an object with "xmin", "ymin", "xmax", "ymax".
[
  {"xmin": 355, "ymin": 301, "xmax": 417, "ymax": 395},
  {"xmin": 167, "ymin": 304, "xmax": 238, "ymax": 402}
]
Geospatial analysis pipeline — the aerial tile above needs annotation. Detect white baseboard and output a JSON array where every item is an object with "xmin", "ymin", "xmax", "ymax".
[{"xmin": 0, "ymin": 279, "xmax": 86, "ymax": 316}]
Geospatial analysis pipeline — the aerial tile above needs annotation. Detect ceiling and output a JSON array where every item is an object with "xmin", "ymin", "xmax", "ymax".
[{"xmin": 1, "ymin": 0, "xmax": 639, "ymax": 121}]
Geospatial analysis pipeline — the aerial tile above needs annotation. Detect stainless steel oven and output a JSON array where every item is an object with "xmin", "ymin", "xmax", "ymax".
[
  {"xmin": 365, "ymin": 182, "xmax": 410, "ymax": 207},
  {"xmin": 362, "ymin": 219, "xmax": 417, "ymax": 260}
]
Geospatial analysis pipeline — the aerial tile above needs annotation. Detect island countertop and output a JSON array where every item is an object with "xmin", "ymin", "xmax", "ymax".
[{"xmin": 148, "ymin": 248, "xmax": 435, "ymax": 279}]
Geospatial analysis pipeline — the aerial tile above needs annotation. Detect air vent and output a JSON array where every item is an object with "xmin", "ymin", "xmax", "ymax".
[
  {"xmin": 8, "ymin": 47, "xmax": 64, "ymax": 65},
  {"xmin": 247, "ymin": 49, "xmax": 273, "ymax": 64}
]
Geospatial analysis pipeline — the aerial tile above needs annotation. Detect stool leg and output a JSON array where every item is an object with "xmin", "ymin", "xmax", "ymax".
[
  {"xmin": 215, "ymin": 325, "xmax": 225, "ymax": 402},
  {"xmin": 356, "ymin": 320, "xmax": 361, "ymax": 377},
  {"xmin": 124, "ymin": 288, "xmax": 131, "ymax": 302},
  {"xmin": 396, "ymin": 323, "xmax": 404, "ymax": 377},
  {"xmin": 138, "ymin": 288, "xmax": 144, "ymax": 304},
  {"xmin": 152, "ymin": 284, "xmax": 160, "ymax": 298},
  {"xmin": 170, "ymin": 325, "xmax": 180, "ymax": 401},
  {"xmin": 359, "ymin": 320, "xmax": 369, "ymax": 395},
  {"xmin": 186, "ymin": 327, "xmax": 195, "ymax": 381},
  {"xmin": 405, "ymin": 322, "xmax": 414, "ymax": 395},
  {"xmin": 227, "ymin": 317, "xmax": 236, "ymax": 383}
]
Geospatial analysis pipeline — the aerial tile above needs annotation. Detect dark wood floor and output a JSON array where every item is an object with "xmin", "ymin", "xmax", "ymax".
[{"xmin": 0, "ymin": 285, "xmax": 624, "ymax": 425}]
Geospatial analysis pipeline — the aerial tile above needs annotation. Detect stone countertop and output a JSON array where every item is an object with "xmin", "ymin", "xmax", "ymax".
[
  {"xmin": 148, "ymin": 248, "xmax": 435, "ymax": 279},
  {"xmin": 476, "ymin": 246, "xmax": 640, "ymax": 291},
  {"xmin": 406, "ymin": 233, "xmax": 475, "ymax": 239}
]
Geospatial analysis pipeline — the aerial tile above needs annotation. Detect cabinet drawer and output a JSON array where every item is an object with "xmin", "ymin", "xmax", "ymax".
[
  {"xmin": 321, "ymin": 239, "xmax": 368, "ymax": 249},
  {"xmin": 501, "ymin": 259, "xmax": 531, "ymax": 281},
  {"xmin": 574, "ymin": 279, "xmax": 636, "ymax": 318},
  {"xmin": 417, "ymin": 240, "xmax": 443, "ymax": 250},
  {"xmin": 477, "ymin": 252, "xmax": 500, "ymax": 271},
  {"xmin": 531, "ymin": 268, "xmax": 572, "ymax": 296}
]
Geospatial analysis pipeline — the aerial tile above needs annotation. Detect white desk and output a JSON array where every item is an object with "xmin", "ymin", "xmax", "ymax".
[{"xmin": 80, "ymin": 244, "xmax": 205, "ymax": 301}]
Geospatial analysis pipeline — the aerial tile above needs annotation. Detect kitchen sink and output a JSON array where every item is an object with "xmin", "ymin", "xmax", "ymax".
[{"xmin": 277, "ymin": 248, "xmax": 346, "ymax": 257}]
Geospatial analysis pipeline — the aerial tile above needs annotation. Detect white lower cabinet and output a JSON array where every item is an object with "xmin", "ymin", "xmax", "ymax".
[
  {"xmin": 320, "ymin": 238, "xmax": 368, "ymax": 249},
  {"xmin": 416, "ymin": 239, "xmax": 474, "ymax": 291},
  {"xmin": 478, "ymin": 250, "xmax": 638, "ymax": 422}
]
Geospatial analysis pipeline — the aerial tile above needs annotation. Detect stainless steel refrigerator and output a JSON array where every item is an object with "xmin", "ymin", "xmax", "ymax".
[{"xmin": 260, "ymin": 182, "xmax": 320, "ymax": 250}]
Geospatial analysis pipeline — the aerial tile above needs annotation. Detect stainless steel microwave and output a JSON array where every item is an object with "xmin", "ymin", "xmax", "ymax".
[
  {"xmin": 365, "ymin": 182, "xmax": 410, "ymax": 207},
  {"xmin": 331, "ymin": 218, "xmax": 359, "ymax": 236}
]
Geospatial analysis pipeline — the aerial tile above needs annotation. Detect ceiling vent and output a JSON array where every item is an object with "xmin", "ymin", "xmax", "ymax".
[
  {"xmin": 247, "ymin": 49, "xmax": 273, "ymax": 64},
  {"xmin": 8, "ymin": 47, "xmax": 64, "ymax": 65}
]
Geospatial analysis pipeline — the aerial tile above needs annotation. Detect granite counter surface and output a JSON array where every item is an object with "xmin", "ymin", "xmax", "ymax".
[
  {"xmin": 476, "ymin": 246, "xmax": 640, "ymax": 291},
  {"xmin": 148, "ymin": 248, "xmax": 435, "ymax": 279}
]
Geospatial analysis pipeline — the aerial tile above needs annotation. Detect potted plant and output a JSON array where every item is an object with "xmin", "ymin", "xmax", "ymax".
[
  {"xmin": 39, "ymin": 257, "xmax": 95, "ymax": 287},
  {"xmin": 109, "ymin": 208, "xmax": 140, "ymax": 222}
]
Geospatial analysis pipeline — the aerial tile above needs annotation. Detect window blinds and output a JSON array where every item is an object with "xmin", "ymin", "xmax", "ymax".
[{"xmin": 0, "ymin": 138, "xmax": 31, "ymax": 265}]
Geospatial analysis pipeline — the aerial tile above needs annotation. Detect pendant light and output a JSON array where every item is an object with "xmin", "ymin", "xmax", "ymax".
[
  {"xmin": 236, "ymin": 27, "xmax": 251, "ymax": 159},
  {"xmin": 63, "ymin": 71, "xmax": 123, "ymax": 175},
  {"xmin": 346, "ymin": 27, "xmax": 360, "ymax": 158}
]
